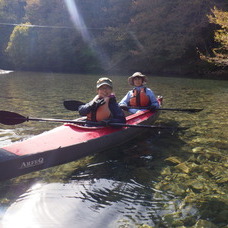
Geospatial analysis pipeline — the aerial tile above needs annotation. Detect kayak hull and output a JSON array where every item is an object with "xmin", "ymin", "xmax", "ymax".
[{"xmin": 0, "ymin": 109, "xmax": 160, "ymax": 181}]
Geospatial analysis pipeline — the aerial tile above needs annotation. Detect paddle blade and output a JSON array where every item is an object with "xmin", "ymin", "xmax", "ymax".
[
  {"xmin": 0, "ymin": 111, "xmax": 27, "ymax": 125},
  {"xmin": 187, "ymin": 108, "xmax": 203, "ymax": 113},
  {"xmin": 64, "ymin": 100, "xmax": 85, "ymax": 111}
]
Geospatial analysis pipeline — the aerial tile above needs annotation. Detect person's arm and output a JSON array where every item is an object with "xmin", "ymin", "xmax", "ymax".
[
  {"xmin": 78, "ymin": 95, "xmax": 105, "ymax": 116},
  {"xmin": 146, "ymin": 88, "xmax": 160, "ymax": 108},
  {"xmin": 119, "ymin": 91, "xmax": 132, "ymax": 106},
  {"xmin": 78, "ymin": 101, "xmax": 94, "ymax": 116},
  {"xmin": 108, "ymin": 98, "xmax": 126, "ymax": 123},
  {"xmin": 119, "ymin": 91, "xmax": 132, "ymax": 111}
]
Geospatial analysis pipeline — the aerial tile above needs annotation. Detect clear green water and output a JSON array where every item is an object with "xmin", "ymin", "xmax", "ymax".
[{"xmin": 0, "ymin": 72, "xmax": 227, "ymax": 227}]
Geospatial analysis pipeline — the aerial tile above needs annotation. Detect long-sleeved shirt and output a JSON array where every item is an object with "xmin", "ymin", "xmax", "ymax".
[
  {"xmin": 79, "ymin": 96, "xmax": 126, "ymax": 123},
  {"xmin": 119, "ymin": 86, "xmax": 159, "ymax": 114}
]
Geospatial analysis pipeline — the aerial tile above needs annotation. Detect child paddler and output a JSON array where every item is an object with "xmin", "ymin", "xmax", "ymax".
[
  {"xmin": 119, "ymin": 72, "xmax": 160, "ymax": 114},
  {"xmin": 78, "ymin": 77, "xmax": 126, "ymax": 126}
]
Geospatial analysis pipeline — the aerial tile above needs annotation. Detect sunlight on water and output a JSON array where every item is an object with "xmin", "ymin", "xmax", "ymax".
[{"xmin": 0, "ymin": 178, "xmax": 182, "ymax": 228}]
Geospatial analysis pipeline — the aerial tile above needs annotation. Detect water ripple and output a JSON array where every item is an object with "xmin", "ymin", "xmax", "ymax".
[{"xmin": 0, "ymin": 178, "xmax": 181, "ymax": 228}]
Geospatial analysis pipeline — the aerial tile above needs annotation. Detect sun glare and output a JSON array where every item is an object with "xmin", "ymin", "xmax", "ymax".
[
  {"xmin": 64, "ymin": 0, "xmax": 90, "ymax": 42},
  {"xmin": 63, "ymin": 0, "xmax": 110, "ymax": 70}
]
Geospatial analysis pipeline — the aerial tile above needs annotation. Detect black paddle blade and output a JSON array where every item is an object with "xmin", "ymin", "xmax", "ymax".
[
  {"xmin": 0, "ymin": 111, "xmax": 27, "ymax": 125},
  {"xmin": 170, "ymin": 108, "xmax": 203, "ymax": 113},
  {"xmin": 187, "ymin": 108, "xmax": 203, "ymax": 113},
  {"xmin": 63, "ymin": 100, "xmax": 85, "ymax": 111}
]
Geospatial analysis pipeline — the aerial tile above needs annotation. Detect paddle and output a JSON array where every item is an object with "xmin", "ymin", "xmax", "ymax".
[
  {"xmin": 63, "ymin": 100, "xmax": 203, "ymax": 113},
  {"xmin": 63, "ymin": 100, "xmax": 85, "ymax": 111},
  {"xmin": 0, "ymin": 110, "xmax": 187, "ymax": 130},
  {"xmin": 0, "ymin": 110, "xmax": 88, "ymax": 126}
]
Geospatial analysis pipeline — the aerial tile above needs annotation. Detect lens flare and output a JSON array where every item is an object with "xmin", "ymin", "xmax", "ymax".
[
  {"xmin": 64, "ymin": 0, "xmax": 90, "ymax": 42},
  {"xmin": 64, "ymin": 0, "xmax": 110, "ymax": 70}
]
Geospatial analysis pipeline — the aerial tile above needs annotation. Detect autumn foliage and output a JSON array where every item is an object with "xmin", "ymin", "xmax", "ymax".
[{"xmin": 0, "ymin": 0, "xmax": 227, "ymax": 78}]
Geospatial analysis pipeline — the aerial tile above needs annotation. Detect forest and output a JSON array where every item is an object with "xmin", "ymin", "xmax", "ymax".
[{"xmin": 0, "ymin": 0, "xmax": 227, "ymax": 79}]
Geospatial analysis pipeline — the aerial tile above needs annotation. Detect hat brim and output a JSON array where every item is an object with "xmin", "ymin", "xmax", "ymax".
[
  {"xmin": 97, "ymin": 82, "xmax": 113, "ymax": 89},
  {"xmin": 128, "ymin": 75, "xmax": 147, "ymax": 86}
]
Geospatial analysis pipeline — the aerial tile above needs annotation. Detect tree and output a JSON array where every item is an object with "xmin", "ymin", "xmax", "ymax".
[
  {"xmin": 203, "ymin": 7, "xmax": 228, "ymax": 67},
  {"xmin": 5, "ymin": 22, "xmax": 36, "ymax": 69},
  {"xmin": 4, "ymin": 0, "xmax": 98, "ymax": 72},
  {"xmin": 1, "ymin": 0, "xmax": 227, "ymax": 77},
  {"xmin": 123, "ymin": 0, "xmax": 217, "ymax": 74},
  {"xmin": 0, "ymin": 0, "xmax": 26, "ymax": 68}
]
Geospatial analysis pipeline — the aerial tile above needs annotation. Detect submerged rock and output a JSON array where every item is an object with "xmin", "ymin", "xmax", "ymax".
[
  {"xmin": 175, "ymin": 163, "xmax": 190, "ymax": 173},
  {"xmin": 165, "ymin": 156, "xmax": 182, "ymax": 164},
  {"xmin": 193, "ymin": 219, "xmax": 217, "ymax": 228}
]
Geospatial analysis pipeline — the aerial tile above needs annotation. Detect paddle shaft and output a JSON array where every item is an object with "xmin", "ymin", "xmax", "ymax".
[
  {"xmin": 107, "ymin": 122, "xmax": 187, "ymax": 130},
  {"xmin": 27, "ymin": 118, "xmax": 186, "ymax": 129},
  {"xmin": 63, "ymin": 100, "xmax": 203, "ymax": 113},
  {"xmin": 0, "ymin": 110, "xmax": 186, "ymax": 130},
  {"xmin": 28, "ymin": 117, "xmax": 88, "ymax": 125},
  {"xmin": 16, "ymin": 117, "xmax": 188, "ymax": 130},
  {"xmin": 125, "ymin": 106, "xmax": 203, "ymax": 112}
]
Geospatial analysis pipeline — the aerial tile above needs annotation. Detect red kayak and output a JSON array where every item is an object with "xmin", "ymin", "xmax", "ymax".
[{"xmin": 0, "ymin": 101, "xmax": 161, "ymax": 181}]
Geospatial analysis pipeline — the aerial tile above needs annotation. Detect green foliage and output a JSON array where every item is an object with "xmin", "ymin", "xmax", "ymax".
[
  {"xmin": 207, "ymin": 7, "xmax": 228, "ymax": 67},
  {"xmin": 5, "ymin": 22, "xmax": 35, "ymax": 69},
  {"xmin": 0, "ymin": 0, "xmax": 26, "ymax": 67}
]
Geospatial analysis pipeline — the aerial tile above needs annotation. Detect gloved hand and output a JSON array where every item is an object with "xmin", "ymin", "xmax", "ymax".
[
  {"xmin": 95, "ymin": 98, "xmax": 106, "ymax": 107},
  {"xmin": 149, "ymin": 105, "xmax": 157, "ymax": 111},
  {"xmin": 119, "ymin": 104, "xmax": 129, "ymax": 111},
  {"xmin": 91, "ymin": 98, "xmax": 106, "ymax": 110}
]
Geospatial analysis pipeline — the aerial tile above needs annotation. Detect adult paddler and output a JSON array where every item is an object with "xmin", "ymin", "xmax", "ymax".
[{"xmin": 119, "ymin": 72, "xmax": 160, "ymax": 114}]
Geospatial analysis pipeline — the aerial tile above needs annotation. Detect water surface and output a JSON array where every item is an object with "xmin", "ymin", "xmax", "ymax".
[{"xmin": 0, "ymin": 71, "xmax": 227, "ymax": 227}]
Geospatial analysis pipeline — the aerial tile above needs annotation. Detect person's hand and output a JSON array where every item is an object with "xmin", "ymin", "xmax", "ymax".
[
  {"xmin": 91, "ymin": 98, "xmax": 106, "ymax": 110},
  {"xmin": 95, "ymin": 98, "xmax": 106, "ymax": 107},
  {"xmin": 149, "ymin": 105, "xmax": 157, "ymax": 111},
  {"xmin": 119, "ymin": 104, "xmax": 129, "ymax": 111}
]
